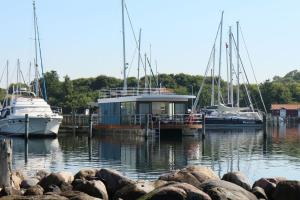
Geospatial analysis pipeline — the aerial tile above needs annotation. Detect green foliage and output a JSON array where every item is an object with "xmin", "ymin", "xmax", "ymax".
[{"xmin": 2, "ymin": 69, "xmax": 297, "ymax": 113}]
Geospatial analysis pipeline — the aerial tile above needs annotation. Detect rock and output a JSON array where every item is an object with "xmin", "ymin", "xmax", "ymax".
[
  {"xmin": 72, "ymin": 179, "xmax": 108, "ymax": 200},
  {"xmin": 222, "ymin": 171, "xmax": 251, "ymax": 191},
  {"xmin": 159, "ymin": 165, "xmax": 219, "ymax": 188},
  {"xmin": 0, "ymin": 187, "xmax": 22, "ymax": 197},
  {"xmin": 60, "ymin": 182, "xmax": 73, "ymax": 192},
  {"xmin": 96, "ymin": 168, "xmax": 135, "ymax": 197},
  {"xmin": 253, "ymin": 178, "xmax": 276, "ymax": 199},
  {"xmin": 0, "ymin": 194, "xmax": 68, "ymax": 200},
  {"xmin": 74, "ymin": 169, "xmax": 99, "ymax": 180},
  {"xmin": 24, "ymin": 185, "xmax": 44, "ymax": 196},
  {"xmin": 36, "ymin": 170, "xmax": 49, "ymax": 181},
  {"xmin": 200, "ymin": 179, "xmax": 258, "ymax": 200},
  {"xmin": 138, "ymin": 182, "xmax": 212, "ymax": 200},
  {"xmin": 46, "ymin": 184, "xmax": 61, "ymax": 194},
  {"xmin": 11, "ymin": 171, "xmax": 25, "ymax": 190},
  {"xmin": 252, "ymin": 186, "xmax": 268, "ymax": 200},
  {"xmin": 61, "ymin": 190, "xmax": 101, "ymax": 200},
  {"xmin": 20, "ymin": 178, "xmax": 39, "ymax": 189},
  {"xmin": 38, "ymin": 173, "xmax": 64, "ymax": 191},
  {"xmin": 273, "ymin": 180, "xmax": 300, "ymax": 200},
  {"xmin": 56, "ymin": 171, "xmax": 74, "ymax": 184},
  {"xmin": 114, "ymin": 180, "xmax": 156, "ymax": 200}
]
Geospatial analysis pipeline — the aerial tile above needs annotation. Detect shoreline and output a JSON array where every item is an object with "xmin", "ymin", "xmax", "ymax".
[{"xmin": 0, "ymin": 165, "xmax": 299, "ymax": 200}]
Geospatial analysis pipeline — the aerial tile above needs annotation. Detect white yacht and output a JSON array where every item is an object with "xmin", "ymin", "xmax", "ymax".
[{"xmin": 0, "ymin": 89, "xmax": 63, "ymax": 137}]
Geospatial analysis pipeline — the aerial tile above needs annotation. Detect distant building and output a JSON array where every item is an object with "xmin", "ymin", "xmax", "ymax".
[{"xmin": 271, "ymin": 104, "xmax": 300, "ymax": 118}]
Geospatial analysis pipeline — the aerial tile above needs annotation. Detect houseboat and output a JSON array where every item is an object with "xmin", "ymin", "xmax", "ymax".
[{"xmin": 96, "ymin": 88, "xmax": 202, "ymax": 136}]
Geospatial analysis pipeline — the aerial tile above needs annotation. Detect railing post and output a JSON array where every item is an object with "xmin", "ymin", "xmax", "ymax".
[
  {"xmin": 202, "ymin": 114, "xmax": 206, "ymax": 139},
  {"xmin": 0, "ymin": 139, "xmax": 12, "ymax": 188},
  {"xmin": 25, "ymin": 114, "xmax": 29, "ymax": 139},
  {"xmin": 89, "ymin": 112, "xmax": 93, "ymax": 138}
]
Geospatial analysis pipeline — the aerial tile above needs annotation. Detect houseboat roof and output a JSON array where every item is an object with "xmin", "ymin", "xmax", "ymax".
[{"xmin": 98, "ymin": 94, "xmax": 195, "ymax": 104}]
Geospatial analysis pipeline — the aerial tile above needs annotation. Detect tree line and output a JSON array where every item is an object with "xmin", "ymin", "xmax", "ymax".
[{"xmin": 1, "ymin": 70, "xmax": 299, "ymax": 113}]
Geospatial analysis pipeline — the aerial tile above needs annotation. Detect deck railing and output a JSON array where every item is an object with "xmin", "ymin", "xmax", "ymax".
[{"xmin": 98, "ymin": 87, "xmax": 175, "ymax": 99}]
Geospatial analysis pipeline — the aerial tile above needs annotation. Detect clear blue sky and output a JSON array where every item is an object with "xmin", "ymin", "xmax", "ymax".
[{"xmin": 0, "ymin": 0, "xmax": 299, "ymax": 85}]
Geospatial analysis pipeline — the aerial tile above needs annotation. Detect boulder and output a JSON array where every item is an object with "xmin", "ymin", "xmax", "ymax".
[
  {"xmin": 72, "ymin": 179, "xmax": 108, "ymax": 200},
  {"xmin": 74, "ymin": 169, "xmax": 99, "ymax": 180},
  {"xmin": 36, "ymin": 170, "xmax": 50, "ymax": 181},
  {"xmin": 0, "ymin": 187, "xmax": 22, "ymax": 197},
  {"xmin": 56, "ymin": 171, "xmax": 74, "ymax": 184},
  {"xmin": 60, "ymin": 190, "xmax": 101, "ymax": 200},
  {"xmin": 138, "ymin": 182, "xmax": 212, "ymax": 200},
  {"xmin": 273, "ymin": 180, "xmax": 300, "ymax": 200},
  {"xmin": 114, "ymin": 180, "xmax": 157, "ymax": 200},
  {"xmin": 60, "ymin": 182, "xmax": 73, "ymax": 192},
  {"xmin": 252, "ymin": 186, "xmax": 268, "ymax": 200},
  {"xmin": 0, "ymin": 194, "xmax": 68, "ymax": 200},
  {"xmin": 24, "ymin": 185, "xmax": 44, "ymax": 196},
  {"xmin": 11, "ymin": 171, "xmax": 25, "ymax": 190},
  {"xmin": 46, "ymin": 184, "xmax": 61, "ymax": 194},
  {"xmin": 159, "ymin": 165, "xmax": 219, "ymax": 188},
  {"xmin": 20, "ymin": 178, "xmax": 39, "ymax": 189},
  {"xmin": 96, "ymin": 168, "xmax": 135, "ymax": 196},
  {"xmin": 253, "ymin": 178, "xmax": 276, "ymax": 199},
  {"xmin": 200, "ymin": 179, "xmax": 258, "ymax": 200},
  {"xmin": 222, "ymin": 171, "xmax": 251, "ymax": 191},
  {"xmin": 38, "ymin": 173, "xmax": 66, "ymax": 191}
]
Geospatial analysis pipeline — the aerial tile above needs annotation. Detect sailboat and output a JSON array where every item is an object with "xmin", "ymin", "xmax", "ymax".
[
  {"xmin": 193, "ymin": 13, "xmax": 265, "ymax": 128},
  {"xmin": 0, "ymin": 1, "xmax": 63, "ymax": 136}
]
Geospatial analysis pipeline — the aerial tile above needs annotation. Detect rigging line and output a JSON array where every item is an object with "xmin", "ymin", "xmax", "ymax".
[
  {"xmin": 239, "ymin": 25, "xmax": 267, "ymax": 113},
  {"xmin": 127, "ymin": 46, "xmax": 138, "ymax": 77},
  {"xmin": 124, "ymin": 3, "xmax": 146, "ymax": 73},
  {"xmin": 0, "ymin": 65, "xmax": 6, "ymax": 85},
  {"xmin": 192, "ymin": 18, "xmax": 222, "ymax": 112},
  {"xmin": 146, "ymin": 57, "xmax": 159, "ymax": 87},
  {"xmin": 35, "ymin": 11, "xmax": 47, "ymax": 101},
  {"xmin": 231, "ymin": 35, "xmax": 254, "ymax": 111}
]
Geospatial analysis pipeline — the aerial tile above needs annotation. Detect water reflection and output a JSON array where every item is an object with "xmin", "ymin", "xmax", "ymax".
[{"xmin": 5, "ymin": 124, "xmax": 300, "ymax": 182}]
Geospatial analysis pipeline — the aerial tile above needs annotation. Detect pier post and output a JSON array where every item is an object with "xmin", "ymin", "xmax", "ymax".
[
  {"xmin": 25, "ymin": 114, "xmax": 29, "ymax": 139},
  {"xmin": 0, "ymin": 139, "xmax": 12, "ymax": 188},
  {"xmin": 202, "ymin": 114, "xmax": 206, "ymax": 139},
  {"xmin": 89, "ymin": 111, "xmax": 93, "ymax": 138}
]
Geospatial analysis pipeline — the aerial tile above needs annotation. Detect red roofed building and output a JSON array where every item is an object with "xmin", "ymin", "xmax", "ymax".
[{"xmin": 271, "ymin": 104, "xmax": 300, "ymax": 118}]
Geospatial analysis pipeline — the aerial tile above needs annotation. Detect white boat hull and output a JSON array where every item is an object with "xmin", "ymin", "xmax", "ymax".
[{"xmin": 0, "ymin": 116, "xmax": 62, "ymax": 137}]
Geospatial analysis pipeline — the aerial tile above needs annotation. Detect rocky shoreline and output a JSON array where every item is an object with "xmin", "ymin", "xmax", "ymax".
[{"xmin": 0, "ymin": 166, "xmax": 299, "ymax": 200}]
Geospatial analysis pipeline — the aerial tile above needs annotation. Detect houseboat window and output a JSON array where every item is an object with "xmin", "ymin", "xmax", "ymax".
[
  {"xmin": 152, "ymin": 102, "xmax": 171, "ymax": 115},
  {"xmin": 175, "ymin": 103, "xmax": 186, "ymax": 114},
  {"xmin": 139, "ymin": 103, "xmax": 150, "ymax": 114}
]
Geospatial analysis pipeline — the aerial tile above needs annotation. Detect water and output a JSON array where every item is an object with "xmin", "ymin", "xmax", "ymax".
[{"xmin": 3, "ymin": 123, "xmax": 300, "ymax": 183}]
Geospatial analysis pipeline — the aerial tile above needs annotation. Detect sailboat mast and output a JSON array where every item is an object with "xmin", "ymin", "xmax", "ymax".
[
  {"xmin": 229, "ymin": 26, "xmax": 234, "ymax": 106},
  {"xmin": 6, "ymin": 60, "xmax": 8, "ymax": 95},
  {"xmin": 217, "ymin": 11, "xmax": 224, "ymax": 104},
  {"xmin": 121, "ymin": 0, "xmax": 127, "ymax": 91},
  {"xmin": 33, "ymin": 1, "xmax": 39, "ymax": 96},
  {"xmin": 236, "ymin": 21, "xmax": 240, "ymax": 107},
  {"xmin": 137, "ymin": 29, "xmax": 142, "ymax": 93},
  {"xmin": 226, "ymin": 44, "xmax": 230, "ymax": 104},
  {"xmin": 211, "ymin": 46, "xmax": 215, "ymax": 106},
  {"xmin": 144, "ymin": 53, "xmax": 147, "ymax": 89}
]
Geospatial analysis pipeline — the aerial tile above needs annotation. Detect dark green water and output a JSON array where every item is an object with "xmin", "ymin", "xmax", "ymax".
[{"xmin": 4, "ymin": 123, "xmax": 300, "ymax": 183}]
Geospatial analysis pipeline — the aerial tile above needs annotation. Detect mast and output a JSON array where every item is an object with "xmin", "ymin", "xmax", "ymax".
[
  {"xmin": 6, "ymin": 60, "xmax": 8, "ymax": 95},
  {"xmin": 229, "ymin": 26, "xmax": 234, "ymax": 106},
  {"xmin": 149, "ymin": 44, "xmax": 152, "ymax": 89},
  {"xmin": 144, "ymin": 53, "xmax": 147, "ymax": 89},
  {"xmin": 33, "ymin": 1, "xmax": 39, "ymax": 96},
  {"xmin": 217, "ymin": 11, "xmax": 224, "ymax": 104},
  {"xmin": 236, "ymin": 21, "xmax": 240, "ymax": 107},
  {"xmin": 121, "ymin": 0, "xmax": 127, "ymax": 91},
  {"xmin": 226, "ymin": 43, "xmax": 230, "ymax": 104},
  {"xmin": 137, "ymin": 28, "xmax": 142, "ymax": 93},
  {"xmin": 211, "ymin": 45, "xmax": 215, "ymax": 106}
]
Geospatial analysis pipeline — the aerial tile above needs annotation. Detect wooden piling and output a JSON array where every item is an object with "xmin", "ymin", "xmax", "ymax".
[
  {"xmin": 89, "ymin": 111, "xmax": 93, "ymax": 138},
  {"xmin": 25, "ymin": 114, "xmax": 29, "ymax": 139},
  {"xmin": 0, "ymin": 139, "xmax": 12, "ymax": 187},
  {"xmin": 202, "ymin": 114, "xmax": 206, "ymax": 139}
]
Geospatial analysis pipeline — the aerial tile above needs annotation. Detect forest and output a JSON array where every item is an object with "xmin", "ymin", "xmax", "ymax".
[{"xmin": 1, "ymin": 70, "xmax": 299, "ymax": 114}]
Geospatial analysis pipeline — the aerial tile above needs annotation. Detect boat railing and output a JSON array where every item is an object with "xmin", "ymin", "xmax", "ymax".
[
  {"xmin": 51, "ymin": 107, "xmax": 63, "ymax": 114},
  {"xmin": 98, "ymin": 87, "xmax": 175, "ymax": 99},
  {"xmin": 98, "ymin": 113, "xmax": 203, "ymax": 126}
]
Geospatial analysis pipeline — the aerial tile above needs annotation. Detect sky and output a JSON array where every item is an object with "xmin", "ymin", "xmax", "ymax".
[{"xmin": 0, "ymin": 0, "xmax": 299, "ymax": 86}]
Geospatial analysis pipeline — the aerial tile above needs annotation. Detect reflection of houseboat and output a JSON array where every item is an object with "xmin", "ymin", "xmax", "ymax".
[{"xmin": 96, "ymin": 88, "xmax": 202, "ymax": 136}]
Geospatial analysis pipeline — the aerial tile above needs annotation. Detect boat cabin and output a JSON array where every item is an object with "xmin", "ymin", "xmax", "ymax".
[{"xmin": 96, "ymin": 88, "xmax": 201, "ymax": 132}]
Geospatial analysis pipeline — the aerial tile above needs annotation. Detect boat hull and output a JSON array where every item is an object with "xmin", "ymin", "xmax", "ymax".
[
  {"xmin": 205, "ymin": 117, "xmax": 263, "ymax": 128},
  {"xmin": 0, "ymin": 116, "xmax": 62, "ymax": 137}
]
